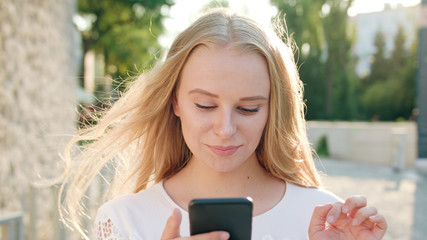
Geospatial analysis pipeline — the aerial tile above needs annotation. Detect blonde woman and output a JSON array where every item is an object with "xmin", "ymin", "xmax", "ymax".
[{"xmin": 60, "ymin": 8, "xmax": 387, "ymax": 240}]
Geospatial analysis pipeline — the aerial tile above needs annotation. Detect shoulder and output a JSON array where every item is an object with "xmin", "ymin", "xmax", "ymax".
[
  {"xmin": 286, "ymin": 183, "xmax": 342, "ymax": 206},
  {"xmin": 97, "ymin": 182, "xmax": 172, "ymax": 220},
  {"xmin": 251, "ymin": 183, "xmax": 341, "ymax": 239},
  {"xmin": 94, "ymin": 182, "xmax": 174, "ymax": 239},
  {"xmin": 99, "ymin": 183, "xmax": 164, "ymax": 213}
]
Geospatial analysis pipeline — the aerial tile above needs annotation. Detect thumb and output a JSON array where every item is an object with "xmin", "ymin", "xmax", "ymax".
[
  {"xmin": 308, "ymin": 204, "xmax": 333, "ymax": 237},
  {"xmin": 161, "ymin": 208, "xmax": 182, "ymax": 240}
]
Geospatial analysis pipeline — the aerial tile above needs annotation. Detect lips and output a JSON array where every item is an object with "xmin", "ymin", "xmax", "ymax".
[{"xmin": 207, "ymin": 145, "xmax": 241, "ymax": 157}]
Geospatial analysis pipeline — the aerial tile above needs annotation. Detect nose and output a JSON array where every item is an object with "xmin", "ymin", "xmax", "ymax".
[{"xmin": 213, "ymin": 108, "xmax": 236, "ymax": 139}]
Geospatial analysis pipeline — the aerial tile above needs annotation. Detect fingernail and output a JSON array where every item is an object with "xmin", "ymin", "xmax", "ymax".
[
  {"xmin": 352, "ymin": 218, "xmax": 359, "ymax": 225},
  {"xmin": 327, "ymin": 215, "xmax": 335, "ymax": 223},
  {"xmin": 342, "ymin": 205, "xmax": 349, "ymax": 213},
  {"xmin": 220, "ymin": 232, "xmax": 230, "ymax": 239}
]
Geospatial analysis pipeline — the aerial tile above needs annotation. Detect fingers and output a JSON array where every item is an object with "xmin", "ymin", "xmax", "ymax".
[
  {"xmin": 161, "ymin": 209, "xmax": 230, "ymax": 240},
  {"xmin": 326, "ymin": 196, "xmax": 370, "ymax": 224},
  {"xmin": 352, "ymin": 206, "xmax": 387, "ymax": 239},
  {"xmin": 351, "ymin": 206, "xmax": 377, "ymax": 226},
  {"xmin": 308, "ymin": 204, "xmax": 333, "ymax": 235},
  {"xmin": 187, "ymin": 231, "xmax": 230, "ymax": 240},
  {"xmin": 331, "ymin": 196, "xmax": 387, "ymax": 239},
  {"xmin": 342, "ymin": 196, "xmax": 367, "ymax": 215},
  {"xmin": 370, "ymin": 214, "xmax": 388, "ymax": 239},
  {"xmin": 326, "ymin": 202, "xmax": 344, "ymax": 224},
  {"xmin": 161, "ymin": 208, "xmax": 182, "ymax": 240}
]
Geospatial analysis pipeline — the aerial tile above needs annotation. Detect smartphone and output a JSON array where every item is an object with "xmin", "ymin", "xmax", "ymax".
[{"xmin": 189, "ymin": 197, "xmax": 253, "ymax": 240}]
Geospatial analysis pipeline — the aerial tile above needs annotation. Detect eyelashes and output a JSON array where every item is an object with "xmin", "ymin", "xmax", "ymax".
[
  {"xmin": 194, "ymin": 103, "xmax": 259, "ymax": 113},
  {"xmin": 194, "ymin": 103, "xmax": 216, "ymax": 110},
  {"xmin": 237, "ymin": 106, "xmax": 259, "ymax": 113}
]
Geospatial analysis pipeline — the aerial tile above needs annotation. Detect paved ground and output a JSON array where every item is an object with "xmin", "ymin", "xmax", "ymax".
[{"xmin": 316, "ymin": 158, "xmax": 427, "ymax": 240}]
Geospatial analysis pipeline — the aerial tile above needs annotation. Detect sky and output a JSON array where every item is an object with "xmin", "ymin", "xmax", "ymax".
[{"xmin": 160, "ymin": 0, "xmax": 421, "ymax": 47}]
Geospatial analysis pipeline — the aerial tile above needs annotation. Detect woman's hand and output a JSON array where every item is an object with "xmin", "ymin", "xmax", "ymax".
[
  {"xmin": 161, "ymin": 208, "xmax": 230, "ymax": 240},
  {"xmin": 308, "ymin": 196, "xmax": 387, "ymax": 240}
]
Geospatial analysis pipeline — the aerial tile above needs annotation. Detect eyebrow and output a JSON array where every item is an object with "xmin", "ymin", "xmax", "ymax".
[
  {"xmin": 189, "ymin": 88, "xmax": 218, "ymax": 98},
  {"xmin": 188, "ymin": 88, "xmax": 268, "ymax": 101}
]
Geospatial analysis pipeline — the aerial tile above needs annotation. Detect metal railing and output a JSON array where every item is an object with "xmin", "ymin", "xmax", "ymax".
[{"xmin": 27, "ymin": 182, "xmax": 70, "ymax": 240}]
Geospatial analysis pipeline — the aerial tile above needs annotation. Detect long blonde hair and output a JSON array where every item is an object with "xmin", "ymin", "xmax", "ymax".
[{"xmin": 60, "ymin": 7, "xmax": 320, "ymax": 238}]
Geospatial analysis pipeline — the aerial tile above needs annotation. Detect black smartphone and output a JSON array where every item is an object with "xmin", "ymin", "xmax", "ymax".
[{"xmin": 189, "ymin": 197, "xmax": 253, "ymax": 240}]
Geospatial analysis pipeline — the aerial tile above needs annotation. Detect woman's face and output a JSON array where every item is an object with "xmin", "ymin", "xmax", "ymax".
[{"xmin": 173, "ymin": 45, "xmax": 270, "ymax": 173}]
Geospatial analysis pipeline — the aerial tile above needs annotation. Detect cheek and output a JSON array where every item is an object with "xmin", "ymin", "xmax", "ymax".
[
  {"xmin": 245, "ymin": 111, "xmax": 268, "ymax": 135},
  {"xmin": 244, "ymin": 116, "xmax": 268, "ymax": 148},
  {"xmin": 179, "ymin": 108, "xmax": 211, "ymax": 139},
  {"xmin": 246, "ymin": 119, "xmax": 266, "ymax": 141}
]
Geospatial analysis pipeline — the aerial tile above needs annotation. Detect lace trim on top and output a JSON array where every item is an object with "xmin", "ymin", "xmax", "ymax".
[{"xmin": 95, "ymin": 214, "xmax": 123, "ymax": 240}]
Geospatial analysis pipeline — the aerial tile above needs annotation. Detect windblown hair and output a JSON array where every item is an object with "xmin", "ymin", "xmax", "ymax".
[{"xmin": 59, "ymin": 8, "xmax": 320, "ymax": 238}]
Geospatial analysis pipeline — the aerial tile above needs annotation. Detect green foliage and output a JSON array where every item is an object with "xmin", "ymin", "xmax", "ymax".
[
  {"xmin": 361, "ymin": 59, "xmax": 416, "ymax": 120},
  {"xmin": 270, "ymin": 0, "xmax": 357, "ymax": 120},
  {"xmin": 369, "ymin": 29, "xmax": 389, "ymax": 83},
  {"xmin": 359, "ymin": 25, "xmax": 416, "ymax": 121},
  {"xmin": 300, "ymin": 56, "xmax": 328, "ymax": 119},
  {"xmin": 316, "ymin": 135, "xmax": 329, "ymax": 156},
  {"xmin": 78, "ymin": 0, "xmax": 173, "ymax": 94},
  {"xmin": 270, "ymin": 0, "xmax": 327, "ymax": 120},
  {"xmin": 270, "ymin": 1, "xmax": 415, "ymax": 121},
  {"xmin": 323, "ymin": 0, "xmax": 358, "ymax": 120},
  {"xmin": 390, "ymin": 25, "xmax": 408, "ymax": 70},
  {"xmin": 270, "ymin": 0, "xmax": 326, "ymax": 57}
]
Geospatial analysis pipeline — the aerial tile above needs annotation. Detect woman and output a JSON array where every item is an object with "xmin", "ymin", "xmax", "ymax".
[{"xmin": 61, "ymin": 8, "xmax": 387, "ymax": 239}]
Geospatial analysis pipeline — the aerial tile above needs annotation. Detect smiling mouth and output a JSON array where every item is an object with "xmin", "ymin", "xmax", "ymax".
[{"xmin": 207, "ymin": 145, "xmax": 241, "ymax": 157}]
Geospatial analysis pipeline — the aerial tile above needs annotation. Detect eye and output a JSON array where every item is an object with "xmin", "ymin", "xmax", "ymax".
[
  {"xmin": 237, "ymin": 106, "xmax": 259, "ymax": 114},
  {"xmin": 195, "ymin": 103, "xmax": 216, "ymax": 110}
]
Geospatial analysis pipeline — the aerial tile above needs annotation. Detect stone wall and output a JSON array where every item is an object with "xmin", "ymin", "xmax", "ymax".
[
  {"xmin": 308, "ymin": 121, "xmax": 418, "ymax": 167},
  {"xmin": 0, "ymin": 0, "xmax": 79, "ymax": 238}
]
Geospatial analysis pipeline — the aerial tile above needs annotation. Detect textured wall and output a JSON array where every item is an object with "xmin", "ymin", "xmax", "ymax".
[
  {"xmin": 0, "ymin": 0, "xmax": 79, "ymax": 238},
  {"xmin": 307, "ymin": 121, "xmax": 417, "ymax": 167}
]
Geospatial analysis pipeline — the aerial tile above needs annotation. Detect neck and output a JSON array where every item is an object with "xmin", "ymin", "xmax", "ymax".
[
  {"xmin": 181, "ymin": 155, "xmax": 267, "ymax": 197},
  {"xmin": 164, "ymin": 154, "xmax": 286, "ymax": 215}
]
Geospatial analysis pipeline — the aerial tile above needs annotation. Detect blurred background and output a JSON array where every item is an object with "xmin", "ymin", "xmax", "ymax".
[{"xmin": 1, "ymin": 0, "xmax": 426, "ymax": 239}]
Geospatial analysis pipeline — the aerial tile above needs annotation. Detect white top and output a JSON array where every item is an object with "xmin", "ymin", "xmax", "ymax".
[{"xmin": 94, "ymin": 182, "xmax": 340, "ymax": 240}]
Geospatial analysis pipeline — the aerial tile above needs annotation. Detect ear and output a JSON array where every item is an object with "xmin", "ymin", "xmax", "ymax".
[{"xmin": 172, "ymin": 93, "xmax": 180, "ymax": 117}]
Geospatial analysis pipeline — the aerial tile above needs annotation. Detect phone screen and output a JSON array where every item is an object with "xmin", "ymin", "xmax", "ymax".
[{"xmin": 189, "ymin": 197, "xmax": 253, "ymax": 240}]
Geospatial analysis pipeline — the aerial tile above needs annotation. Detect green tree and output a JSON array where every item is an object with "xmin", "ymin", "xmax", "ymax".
[
  {"xmin": 369, "ymin": 29, "xmax": 389, "ymax": 83},
  {"xmin": 270, "ymin": 0, "xmax": 357, "ymax": 120},
  {"xmin": 269, "ymin": 0, "xmax": 327, "ymax": 119},
  {"xmin": 355, "ymin": 29, "xmax": 387, "ymax": 118},
  {"xmin": 78, "ymin": 0, "xmax": 173, "ymax": 97},
  {"xmin": 362, "ymin": 65, "xmax": 415, "ymax": 120},
  {"xmin": 382, "ymin": 25, "xmax": 414, "ymax": 120},
  {"xmin": 390, "ymin": 25, "xmax": 408, "ymax": 71},
  {"xmin": 323, "ymin": 0, "xmax": 357, "ymax": 120},
  {"xmin": 269, "ymin": 0, "xmax": 326, "ymax": 54},
  {"xmin": 361, "ymin": 26, "xmax": 416, "ymax": 120}
]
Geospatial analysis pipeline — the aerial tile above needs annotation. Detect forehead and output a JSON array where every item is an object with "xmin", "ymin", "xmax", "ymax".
[{"xmin": 178, "ymin": 45, "xmax": 270, "ymax": 98}]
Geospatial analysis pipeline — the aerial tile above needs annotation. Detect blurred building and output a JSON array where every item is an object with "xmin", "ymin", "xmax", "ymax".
[
  {"xmin": 350, "ymin": 3, "xmax": 419, "ymax": 77},
  {"xmin": 0, "ymin": 0, "xmax": 79, "ymax": 239}
]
